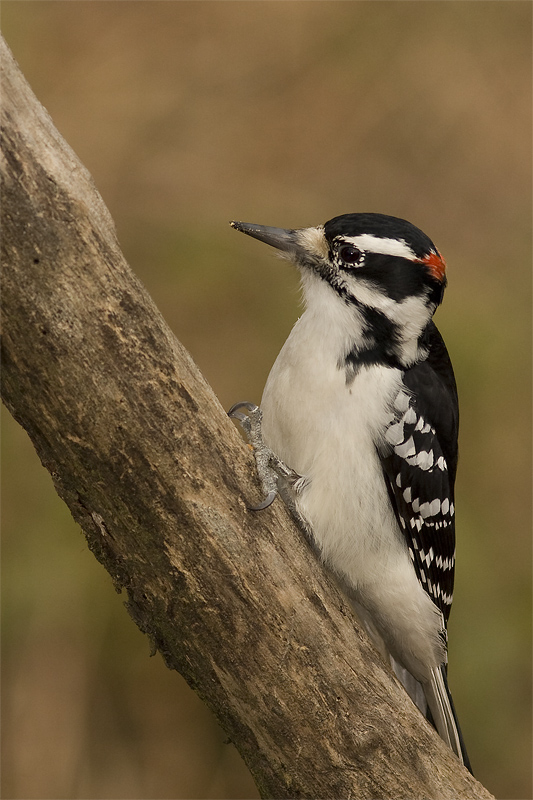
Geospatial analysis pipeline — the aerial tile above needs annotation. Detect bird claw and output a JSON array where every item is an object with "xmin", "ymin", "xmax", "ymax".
[
  {"xmin": 229, "ymin": 400, "xmax": 312, "ymax": 535},
  {"xmin": 228, "ymin": 401, "xmax": 284, "ymax": 511},
  {"xmin": 228, "ymin": 401, "xmax": 260, "ymax": 430},
  {"xmin": 228, "ymin": 401, "xmax": 259, "ymax": 416},
  {"xmin": 249, "ymin": 489, "xmax": 277, "ymax": 511}
]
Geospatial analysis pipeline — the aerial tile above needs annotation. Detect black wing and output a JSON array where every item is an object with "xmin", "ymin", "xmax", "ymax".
[{"xmin": 380, "ymin": 323, "xmax": 459, "ymax": 624}]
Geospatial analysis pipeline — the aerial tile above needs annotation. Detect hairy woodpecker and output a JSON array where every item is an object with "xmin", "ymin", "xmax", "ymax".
[{"xmin": 229, "ymin": 213, "xmax": 472, "ymax": 771}]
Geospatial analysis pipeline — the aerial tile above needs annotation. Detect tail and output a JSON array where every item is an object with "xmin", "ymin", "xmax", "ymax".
[
  {"xmin": 349, "ymin": 598, "xmax": 473, "ymax": 772},
  {"xmin": 423, "ymin": 665, "xmax": 473, "ymax": 773},
  {"xmin": 392, "ymin": 660, "xmax": 473, "ymax": 774}
]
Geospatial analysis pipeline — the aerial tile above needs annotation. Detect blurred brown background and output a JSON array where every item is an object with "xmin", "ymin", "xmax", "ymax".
[{"xmin": 1, "ymin": 2, "xmax": 531, "ymax": 798}]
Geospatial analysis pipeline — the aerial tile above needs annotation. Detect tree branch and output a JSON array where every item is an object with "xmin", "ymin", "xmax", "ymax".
[{"xmin": 0, "ymin": 36, "xmax": 492, "ymax": 800}]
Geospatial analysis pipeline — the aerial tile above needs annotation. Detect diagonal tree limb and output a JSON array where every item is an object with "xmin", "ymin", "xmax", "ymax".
[{"xmin": 0, "ymin": 36, "xmax": 493, "ymax": 800}]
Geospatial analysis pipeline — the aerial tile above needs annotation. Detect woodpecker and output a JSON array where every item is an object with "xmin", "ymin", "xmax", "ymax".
[{"xmin": 229, "ymin": 213, "xmax": 472, "ymax": 771}]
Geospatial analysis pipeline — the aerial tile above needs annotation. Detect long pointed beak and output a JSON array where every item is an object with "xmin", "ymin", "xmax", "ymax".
[{"xmin": 230, "ymin": 221, "xmax": 299, "ymax": 254}]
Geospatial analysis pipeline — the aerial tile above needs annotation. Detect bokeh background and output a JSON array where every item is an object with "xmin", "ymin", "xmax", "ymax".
[{"xmin": 1, "ymin": 3, "xmax": 531, "ymax": 798}]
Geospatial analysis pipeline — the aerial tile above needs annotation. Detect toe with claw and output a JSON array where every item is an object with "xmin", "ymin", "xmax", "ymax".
[
  {"xmin": 228, "ymin": 400, "xmax": 304, "ymax": 515},
  {"xmin": 228, "ymin": 401, "xmax": 280, "ymax": 509}
]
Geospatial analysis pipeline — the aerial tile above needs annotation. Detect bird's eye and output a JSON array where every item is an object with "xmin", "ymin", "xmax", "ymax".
[{"xmin": 338, "ymin": 244, "xmax": 363, "ymax": 266}]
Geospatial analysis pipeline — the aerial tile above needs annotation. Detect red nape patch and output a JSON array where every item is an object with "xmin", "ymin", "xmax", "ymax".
[{"xmin": 421, "ymin": 250, "xmax": 447, "ymax": 282}]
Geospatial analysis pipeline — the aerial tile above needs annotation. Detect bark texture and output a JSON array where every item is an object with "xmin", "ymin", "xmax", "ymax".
[{"xmin": 0, "ymin": 36, "xmax": 493, "ymax": 799}]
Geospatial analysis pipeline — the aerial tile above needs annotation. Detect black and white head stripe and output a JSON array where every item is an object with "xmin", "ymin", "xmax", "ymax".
[
  {"xmin": 324, "ymin": 213, "xmax": 441, "ymax": 261},
  {"xmin": 334, "ymin": 233, "xmax": 421, "ymax": 261},
  {"xmin": 324, "ymin": 213, "xmax": 447, "ymax": 285}
]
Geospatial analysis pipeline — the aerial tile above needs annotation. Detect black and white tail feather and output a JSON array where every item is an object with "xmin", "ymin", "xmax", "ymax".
[{"xmin": 229, "ymin": 213, "xmax": 472, "ymax": 772}]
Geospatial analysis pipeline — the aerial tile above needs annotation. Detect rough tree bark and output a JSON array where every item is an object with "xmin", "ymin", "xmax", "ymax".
[{"xmin": 1, "ymin": 36, "xmax": 493, "ymax": 800}]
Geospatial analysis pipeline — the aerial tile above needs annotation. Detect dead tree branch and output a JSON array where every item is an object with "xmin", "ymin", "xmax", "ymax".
[{"xmin": 0, "ymin": 36, "xmax": 492, "ymax": 800}]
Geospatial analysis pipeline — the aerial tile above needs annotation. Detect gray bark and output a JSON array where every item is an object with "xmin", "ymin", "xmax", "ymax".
[{"xmin": 0, "ymin": 36, "xmax": 493, "ymax": 800}]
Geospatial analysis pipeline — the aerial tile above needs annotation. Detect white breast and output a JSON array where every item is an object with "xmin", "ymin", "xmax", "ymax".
[
  {"xmin": 261, "ymin": 281, "xmax": 404, "ymax": 579},
  {"xmin": 260, "ymin": 278, "xmax": 445, "ymax": 678}
]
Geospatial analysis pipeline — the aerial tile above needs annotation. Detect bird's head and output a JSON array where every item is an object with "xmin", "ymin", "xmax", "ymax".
[
  {"xmin": 230, "ymin": 213, "xmax": 447, "ymax": 368},
  {"xmin": 230, "ymin": 212, "xmax": 446, "ymax": 308}
]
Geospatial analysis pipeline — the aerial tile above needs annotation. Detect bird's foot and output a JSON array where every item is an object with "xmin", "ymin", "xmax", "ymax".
[{"xmin": 228, "ymin": 401, "xmax": 303, "ymax": 512}]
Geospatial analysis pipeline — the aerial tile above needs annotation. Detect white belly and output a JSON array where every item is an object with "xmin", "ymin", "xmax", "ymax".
[{"xmin": 260, "ymin": 304, "xmax": 445, "ymax": 678}]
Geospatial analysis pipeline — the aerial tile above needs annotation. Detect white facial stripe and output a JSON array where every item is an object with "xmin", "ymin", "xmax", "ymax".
[
  {"xmin": 347, "ymin": 278, "xmax": 433, "ymax": 364},
  {"xmin": 346, "ymin": 278, "xmax": 430, "ymax": 321},
  {"xmin": 342, "ymin": 234, "xmax": 417, "ymax": 261}
]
